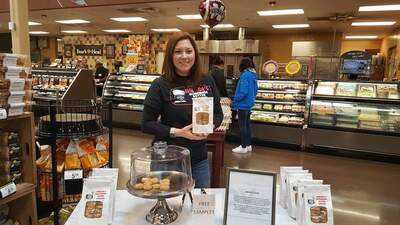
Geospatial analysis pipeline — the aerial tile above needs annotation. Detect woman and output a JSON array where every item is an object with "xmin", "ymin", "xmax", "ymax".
[
  {"xmin": 142, "ymin": 32, "xmax": 223, "ymax": 188},
  {"xmin": 232, "ymin": 57, "xmax": 258, "ymax": 154}
]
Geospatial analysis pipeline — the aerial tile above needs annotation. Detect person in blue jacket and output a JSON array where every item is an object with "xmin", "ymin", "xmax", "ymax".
[{"xmin": 232, "ymin": 57, "xmax": 258, "ymax": 153}]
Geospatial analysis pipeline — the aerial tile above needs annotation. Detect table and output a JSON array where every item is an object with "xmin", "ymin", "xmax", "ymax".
[
  {"xmin": 207, "ymin": 132, "xmax": 226, "ymax": 187},
  {"xmin": 65, "ymin": 189, "xmax": 297, "ymax": 225}
]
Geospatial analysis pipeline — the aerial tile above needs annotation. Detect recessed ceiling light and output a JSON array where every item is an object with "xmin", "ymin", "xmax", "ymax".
[
  {"xmin": 61, "ymin": 30, "xmax": 88, "ymax": 34},
  {"xmin": 257, "ymin": 9, "xmax": 304, "ymax": 16},
  {"xmin": 151, "ymin": 28, "xmax": 181, "ymax": 33},
  {"xmin": 345, "ymin": 35, "xmax": 378, "ymax": 39},
  {"xmin": 103, "ymin": 29, "xmax": 131, "ymax": 33},
  {"xmin": 359, "ymin": 5, "xmax": 400, "ymax": 12},
  {"xmin": 200, "ymin": 24, "xmax": 235, "ymax": 29},
  {"xmin": 55, "ymin": 19, "xmax": 90, "ymax": 24},
  {"xmin": 28, "ymin": 21, "xmax": 42, "ymax": 26},
  {"xmin": 351, "ymin": 21, "xmax": 396, "ymax": 26},
  {"xmin": 110, "ymin": 17, "xmax": 147, "ymax": 22},
  {"xmin": 272, "ymin": 24, "xmax": 310, "ymax": 29},
  {"xmin": 29, "ymin": 31, "xmax": 49, "ymax": 35},
  {"xmin": 176, "ymin": 14, "xmax": 202, "ymax": 20}
]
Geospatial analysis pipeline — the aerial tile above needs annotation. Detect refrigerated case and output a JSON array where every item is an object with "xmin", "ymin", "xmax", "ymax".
[
  {"xmin": 102, "ymin": 73, "xmax": 159, "ymax": 127},
  {"xmin": 307, "ymin": 80, "xmax": 400, "ymax": 156},
  {"xmin": 229, "ymin": 79, "xmax": 310, "ymax": 147}
]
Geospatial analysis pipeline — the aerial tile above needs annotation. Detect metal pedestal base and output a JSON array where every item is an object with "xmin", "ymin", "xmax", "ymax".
[{"xmin": 146, "ymin": 198, "xmax": 178, "ymax": 225}]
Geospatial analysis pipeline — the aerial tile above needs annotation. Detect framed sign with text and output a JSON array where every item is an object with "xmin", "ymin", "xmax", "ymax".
[
  {"xmin": 224, "ymin": 168, "xmax": 276, "ymax": 225},
  {"xmin": 64, "ymin": 44, "xmax": 73, "ymax": 58},
  {"xmin": 105, "ymin": 44, "xmax": 116, "ymax": 59},
  {"xmin": 75, "ymin": 45, "xmax": 103, "ymax": 56}
]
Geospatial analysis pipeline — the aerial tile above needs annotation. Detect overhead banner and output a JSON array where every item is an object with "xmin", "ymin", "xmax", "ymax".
[{"xmin": 75, "ymin": 45, "xmax": 103, "ymax": 56}]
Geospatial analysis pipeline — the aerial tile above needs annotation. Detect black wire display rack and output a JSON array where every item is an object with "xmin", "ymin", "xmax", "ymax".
[{"xmin": 35, "ymin": 98, "xmax": 113, "ymax": 225}]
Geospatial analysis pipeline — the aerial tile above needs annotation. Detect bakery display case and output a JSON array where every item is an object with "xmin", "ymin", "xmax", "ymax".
[
  {"xmin": 307, "ymin": 80, "xmax": 400, "ymax": 156},
  {"xmin": 102, "ymin": 73, "xmax": 159, "ymax": 127},
  {"xmin": 32, "ymin": 68, "xmax": 79, "ymax": 100},
  {"xmin": 228, "ymin": 79, "xmax": 310, "ymax": 148}
]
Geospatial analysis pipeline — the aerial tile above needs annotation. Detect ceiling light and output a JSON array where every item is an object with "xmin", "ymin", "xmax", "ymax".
[
  {"xmin": 351, "ymin": 21, "xmax": 396, "ymax": 26},
  {"xmin": 272, "ymin": 24, "xmax": 310, "ymax": 29},
  {"xmin": 257, "ymin": 9, "xmax": 304, "ymax": 16},
  {"xmin": 28, "ymin": 21, "xmax": 42, "ymax": 26},
  {"xmin": 29, "ymin": 31, "xmax": 49, "ymax": 35},
  {"xmin": 110, "ymin": 17, "xmax": 147, "ymax": 22},
  {"xmin": 345, "ymin": 35, "xmax": 378, "ymax": 39},
  {"xmin": 55, "ymin": 19, "xmax": 90, "ymax": 24},
  {"xmin": 103, "ymin": 29, "xmax": 131, "ymax": 33},
  {"xmin": 176, "ymin": 14, "xmax": 202, "ymax": 20},
  {"xmin": 61, "ymin": 30, "xmax": 88, "ymax": 34},
  {"xmin": 359, "ymin": 5, "xmax": 400, "ymax": 12},
  {"xmin": 151, "ymin": 28, "xmax": 181, "ymax": 33},
  {"xmin": 200, "ymin": 24, "xmax": 235, "ymax": 29}
]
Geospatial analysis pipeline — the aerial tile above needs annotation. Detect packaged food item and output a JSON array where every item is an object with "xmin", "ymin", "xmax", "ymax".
[
  {"xmin": 262, "ymin": 104, "xmax": 273, "ymax": 110},
  {"xmin": 8, "ymin": 78, "xmax": 25, "ymax": 92},
  {"xmin": 315, "ymin": 82, "xmax": 336, "ymax": 95},
  {"xmin": 303, "ymin": 185, "xmax": 333, "ymax": 225},
  {"xmin": 77, "ymin": 139, "xmax": 100, "ymax": 170},
  {"xmin": 0, "ymin": 54, "xmax": 26, "ymax": 67},
  {"xmin": 7, "ymin": 103, "xmax": 25, "ymax": 116},
  {"xmin": 283, "ymin": 105, "xmax": 292, "ymax": 111},
  {"xmin": 253, "ymin": 103, "xmax": 262, "ymax": 109},
  {"xmin": 274, "ymin": 105, "xmax": 283, "ymax": 111},
  {"xmin": 275, "ymin": 94, "xmax": 285, "ymax": 99},
  {"xmin": 335, "ymin": 83, "xmax": 357, "ymax": 96},
  {"xmin": 278, "ymin": 116, "xmax": 289, "ymax": 123},
  {"xmin": 357, "ymin": 84, "xmax": 376, "ymax": 98},
  {"xmin": 95, "ymin": 134, "xmax": 109, "ymax": 167},
  {"xmin": 65, "ymin": 140, "xmax": 81, "ymax": 170},
  {"xmin": 262, "ymin": 93, "xmax": 274, "ymax": 99},
  {"xmin": 279, "ymin": 166, "xmax": 303, "ymax": 209},
  {"xmin": 91, "ymin": 168, "xmax": 119, "ymax": 224},
  {"xmin": 287, "ymin": 173, "xmax": 313, "ymax": 218},
  {"xmin": 192, "ymin": 97, "xmax": 213, "ymax": 134},
  {"xmin": 80, "ymin": 178, "xmax": 112, "ymax": 225},
  {"xmin": 283, "ymin": 170, "xmax": 310, "ymax": 209},
  {"xmin": 297, "ymin": 180, "xmax": 324, "ymax": 225},
  {"xmin": 8, "ymin": 91, "xmax": 25, "ymax": 104}
]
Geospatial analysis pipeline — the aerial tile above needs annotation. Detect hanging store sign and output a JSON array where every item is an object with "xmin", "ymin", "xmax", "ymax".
[{"xmin": 75, "ymin": 45, "xmax": 103, "ymax": 56}]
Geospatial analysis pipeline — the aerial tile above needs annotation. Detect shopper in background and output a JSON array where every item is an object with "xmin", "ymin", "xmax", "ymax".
[
  {"xmin": 210, "ymin": 56, "xmax": 228, "ymax": 97},
  {"xmin": 94, "ymin": 60, "xmax": 109, "ymax": 96},
  {"xmin": 142, "ymin": 32, "xmax": 223, "ymax": 188},
  {"xmin": 232, "ymin": 57, "xmax": 258, "ymax": 153}
]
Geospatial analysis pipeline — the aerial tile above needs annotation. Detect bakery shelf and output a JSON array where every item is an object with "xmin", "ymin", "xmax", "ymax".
[
  {"xmin": 258, "ymin": 89, "xmax": 306, "ymax": 94},
  {"xmin": 255, "ymin": 99, "xmax": 306, "ymax": 105},
  {"xmin": 309, "ymin": 124, "xmax": 400, "ymax": 137},
  {"xmin": 252, "ymin": 109, "xmax": 305, "ymax": 116},
  {"xmin": 250, "ymin": 120, "xmax": 304, "ymax": 128},
  {"xmin": 0, "ymin": 183, "xmax": 35, "ymax": 206},
  {"xmin": 313, "ymin": 94, "xmax": 400, "ymax": 104}
]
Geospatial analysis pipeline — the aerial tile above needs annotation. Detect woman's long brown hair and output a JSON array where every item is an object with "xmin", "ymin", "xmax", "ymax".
[{"xmin": 162, "ymin": 32, "xmax": 203, "ymax": 85}]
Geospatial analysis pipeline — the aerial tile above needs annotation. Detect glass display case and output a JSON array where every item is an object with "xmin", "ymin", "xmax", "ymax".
[
  {"xmin": 309, "ymin": 80, "xmax": 400, "ymax": 136},
  {"xmin": 251, "ymin": 79, "xmax": 309, "ymax": 127},
  {"xmin": 103, "ymin": 73, "xmax": 159, "ymax": 111},
  {"xmin": 32, "ymin": 68, "xmax": 78, "ymax": 100}
]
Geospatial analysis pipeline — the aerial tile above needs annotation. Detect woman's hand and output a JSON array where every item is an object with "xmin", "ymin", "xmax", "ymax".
[{"xmin": 175, "ymin": 124, "xmax": 208, "ymax": 140}]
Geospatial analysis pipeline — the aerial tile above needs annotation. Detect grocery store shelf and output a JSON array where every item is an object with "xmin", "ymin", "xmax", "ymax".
[
  {"xmin": 252, "ymin": 109, "xmax": 304, "ymax": 116},
  {"xmin": 255, "ymin": 99, "xmax": 305, "ymax": 104},
  {"xmin": 250, "ymin": 120, "xmax": 304, "ymax": 128},
  {"xmin": 258, "ymin": 89, "xmax": 306, "ymax": 94},
  {"xmin": 309, "ymin": 124, "xmax": 400, "ymax": 137},
  {"xmin": 313, "ymin": 95, "xmax": 400, "ymax": 104},
  {"xmin": 0, "ymin": 183, "xmax": 35, "ymax": 206}
]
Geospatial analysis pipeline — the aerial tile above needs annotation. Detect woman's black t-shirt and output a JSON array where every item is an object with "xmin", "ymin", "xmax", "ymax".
[{"xmin": 141, "ymin": 75, "xmax": 223, "ymax": 166}]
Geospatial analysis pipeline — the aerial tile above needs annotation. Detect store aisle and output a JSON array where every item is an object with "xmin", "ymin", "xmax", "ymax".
[{"xmin": 113, "ymin": 128, "xmax": 400, "ymax": 225}]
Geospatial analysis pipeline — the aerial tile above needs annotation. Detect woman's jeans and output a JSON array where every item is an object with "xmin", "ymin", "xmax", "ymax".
[
  {"xmin": 192, "ymin": 159, "xmax": 210, "ymax": 188},
  {"xmin": 238, "ymin": 109, "xmax": 252, "ymax": 148}
]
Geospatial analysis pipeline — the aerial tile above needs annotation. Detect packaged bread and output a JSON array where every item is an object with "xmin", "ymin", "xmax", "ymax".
[
  {"xmin": 263, "ymin": 104, "xmax": 273, "ymax": 110},
  {"xmin": 192, "ymin": 97, "xmax": 213, "ymax": 134},
  {"xmin": 65, "ymin": 140, "xmax": 81, "ymax": 170},
  {"xmin": 77, "ymin": 139, "xmax": 100, "ymax": 170},
  {"xmin": 95, "ymin": 134, "xmax": 109, "ymax": 167},
  {"xmin": 303, "ymin": 185, "xmax": 333, "ymax": 225}
]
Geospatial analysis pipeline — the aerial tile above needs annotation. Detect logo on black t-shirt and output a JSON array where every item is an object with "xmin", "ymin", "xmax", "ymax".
[{"xmin": 171, "ymin": 85, "xmax": 212, "ymax": 105}]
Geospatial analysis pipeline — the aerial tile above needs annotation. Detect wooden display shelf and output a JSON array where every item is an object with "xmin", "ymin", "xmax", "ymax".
[{"xmin": 0, "ymin": 183, "xmax": 35, "ymax": 206}]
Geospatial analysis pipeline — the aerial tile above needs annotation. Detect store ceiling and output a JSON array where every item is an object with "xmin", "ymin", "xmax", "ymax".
[{"xmin": 0, "ymin": 0, "xmax": 399, "ymax": 38}]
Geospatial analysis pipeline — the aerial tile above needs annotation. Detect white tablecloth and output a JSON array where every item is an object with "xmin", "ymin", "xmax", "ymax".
[{"xmin": 65, "ymin": 188, "xmax": 297, "ymax": 225}]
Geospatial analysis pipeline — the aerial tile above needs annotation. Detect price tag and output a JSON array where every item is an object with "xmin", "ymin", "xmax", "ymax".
[
  {"xmin": 192, "ymin": 194, "xmax": 216, "ymax": 215},
  {"xmin": 0, "ymin": 109, "xmax": 7, "ymax": 119},
  {"xmin": 0, "ymin": 182, "xmax": 17, "ymax": 198},
  {"xmin": 64, "ymin": 170, "xmax": 83, "ymax": 180}
]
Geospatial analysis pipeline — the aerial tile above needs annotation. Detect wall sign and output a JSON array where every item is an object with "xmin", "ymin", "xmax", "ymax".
[
  {"xmin": 75, "ymin": 45, "xmax": 103, "ymax": 56},
  {"xmin": 105, "ymin": 44, "xmax": 116, "ymax": 59},
  {"xmin": 224, "ymin": 168, "xmax": 276, "ymax": 225}
]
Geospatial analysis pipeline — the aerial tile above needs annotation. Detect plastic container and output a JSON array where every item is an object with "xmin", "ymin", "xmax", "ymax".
[
  {"xmin": 9, "ymin": 78, "xmax": 25, "ymax": 92},
  {"xmin": 7, "ymin": 103, "xmax": 25, "ymax": 116},
  {"xmin": 8, "ymin": 91, "xmax": 25, "ymax": 104}
]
